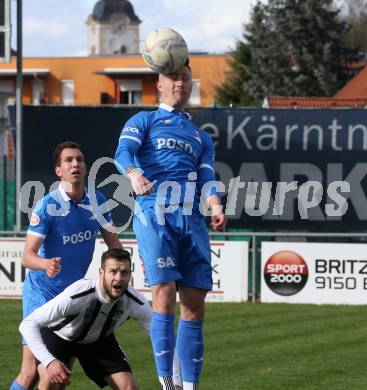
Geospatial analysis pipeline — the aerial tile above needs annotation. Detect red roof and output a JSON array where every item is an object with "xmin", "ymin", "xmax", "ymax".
[
  {"xmin": 264, "ymin": 96, "xmax": 367, "ymax": 108},
  {"xmin": 335, "ymin": 64, "xmax": 367, "ymax": 99}
]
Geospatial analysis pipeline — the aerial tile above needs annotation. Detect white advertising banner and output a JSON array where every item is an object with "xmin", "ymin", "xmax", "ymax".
[
  {"xmin": 0, "ymin": 238, "xmax": 26, "ymax": 298},
  {"xmin": 261, "ymin": 242, "xmax": 367, "ymax": 304},
  {"xmin": 87, "ymin": 240, "xmax": 249, "ymax": 302},
  {"xmin": 0, "ymin": 238, "xmax": 248, "ymax": 302}
]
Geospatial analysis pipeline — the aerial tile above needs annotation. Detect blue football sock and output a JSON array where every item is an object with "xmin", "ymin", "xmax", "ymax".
[
  {"xmin": 9, "ymin": 379, "xmax": 27, "ymax": 390},
  {"xmin": 150, "ymin": 311, "xmax": 175, "ymax": 377},
  {"xmin": 176, "ymin": 318, "xmax": 204, "ymax": 383}
]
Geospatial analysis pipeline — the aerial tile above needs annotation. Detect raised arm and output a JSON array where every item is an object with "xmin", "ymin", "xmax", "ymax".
[{"xmin": 115, "ymin": 113, "xmax": 153, "ymax": 196}]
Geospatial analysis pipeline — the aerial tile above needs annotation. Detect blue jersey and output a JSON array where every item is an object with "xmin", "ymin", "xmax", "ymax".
[
  {"xmin": 25, "ymin": 185, "xmax": 112, "ymax": 300},
  {"xmin": 115, "ymin": 104, "xmax": 217, "ymax": 211}
]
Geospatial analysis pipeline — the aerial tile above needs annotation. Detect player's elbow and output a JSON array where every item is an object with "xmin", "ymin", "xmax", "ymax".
[
  {"xmin": 21, "ymin": 255, "xmax": 28, "ymax": 267},
  {"xmin": 21, "ymin": 252, "xmax": 31, "ymax": 267},
  {"xmin": 114, "ymin": 147, "xmax": 129, "ymax": 173},
  {"xmin": 18, "ymin": 320, "xmax": 26, "ymax": 338},
  {"xmin": 103, "ymin": 231, "xmax": 122, "ymax": 249},
  {"xmin": 114, "ymin": 156, "xmax": 124, "ymax": 174}
]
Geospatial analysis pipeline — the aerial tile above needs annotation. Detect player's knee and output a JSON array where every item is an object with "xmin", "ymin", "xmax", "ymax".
[
  {"xmin": 125, "ymin": 383, "xmax": 138, "ymax": 390},
  {"xmin": 20, "ymin": 347, "xmax": 38, "ymax": 372},
  {"xmin": 179, "ymin": 290, "xmax": 206, "ymax": 320},
  {"xmin": 37, "ymin": 381, "xmax": 59, "ymax": 390},
  {"xmin": 114, "ymin": 379, "xmax": 138, "ymax": 390},
  {"xmin": 152, "ymin": 283, "xmax": 176, "ymax": 313},
  {"xmin": 154, "ymin": 300, "xmax": 176, "ymax": 313},
  {"xmin": 180, "ymin": 303, "xmax": 205, "ymax": 320},
  {"xmin": 106, "ymin": 372, "xmax": 138, "ymax": 390}
]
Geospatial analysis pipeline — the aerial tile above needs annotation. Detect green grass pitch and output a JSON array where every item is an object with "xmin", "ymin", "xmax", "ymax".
[{"xmin": 2, "ymin": 300, "xmax": 367, "ymax": 389}]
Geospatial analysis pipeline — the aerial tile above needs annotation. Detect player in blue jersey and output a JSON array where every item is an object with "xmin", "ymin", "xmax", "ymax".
[
  {"xmin": 115, "ymin": 60, "xmax": 226, "ymax": 390},
  {"xmin": 10, "ymin": 142, "xmax": 122, "ymax": 390}
]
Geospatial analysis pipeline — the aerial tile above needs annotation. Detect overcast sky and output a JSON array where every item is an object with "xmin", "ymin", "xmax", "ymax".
[{"xmin": 10, "ymin": 0, "xmax": 260, "ymax": 57}]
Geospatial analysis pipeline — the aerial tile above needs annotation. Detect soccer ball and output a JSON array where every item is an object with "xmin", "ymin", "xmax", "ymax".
[{"xmin": 142, "ymin": 28, "xmax": 188, "ymax": 74}]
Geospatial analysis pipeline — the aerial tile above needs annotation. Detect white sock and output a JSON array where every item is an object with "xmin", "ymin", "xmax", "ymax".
[{"xmin": 183, "ymin": 381, "xmax": 199, "ymax": 390}]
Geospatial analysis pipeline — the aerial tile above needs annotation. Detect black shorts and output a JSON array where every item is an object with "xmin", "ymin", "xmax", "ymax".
[{"xmin": 40, "ymin": 328, "xmax": 132, "ymax": 388}]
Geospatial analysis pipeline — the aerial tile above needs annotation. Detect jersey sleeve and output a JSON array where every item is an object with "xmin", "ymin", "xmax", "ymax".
[
  {"xmin": 197, "ymin": 132, "xmax": 219, "ymax": 198},
  {"xmin": 115, "ymin": 112, "xmax": 150, "ymax": 174},
  {"xmin": 127, "ymin": 289, "xmax": 152, "ymax": 334},
  {"xmin": 18, "ymin": 280, "xmax": 84, "ymax": 367},
  {"xmin": 27, "ymin": 197, "xmax": 51, "ymax": 240}
]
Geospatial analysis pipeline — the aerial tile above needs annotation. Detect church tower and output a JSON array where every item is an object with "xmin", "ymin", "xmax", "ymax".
[{"xmin": 87, "ymin": 0, "xmax": 141, "ymax": 55}]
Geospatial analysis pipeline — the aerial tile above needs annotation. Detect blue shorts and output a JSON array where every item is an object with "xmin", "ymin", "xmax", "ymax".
[
  {"xmin": 21, "ymin": 276, "xmax": 51, "ymax": 345},
  {"xmin": 133, "ymin": 207, "xmax": 212, "ymax": 290},
  {"xmin": 22, "ymin": 278, "xmax": 49, "ymax": 318}
]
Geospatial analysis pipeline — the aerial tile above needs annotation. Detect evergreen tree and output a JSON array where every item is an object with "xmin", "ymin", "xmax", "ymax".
[
  {"xmin": 215, "ymin": 0, "xmax": 360, "ymax": 106},
  {"xmin": 214, "ymin": 38, "xmax": 253, "ymax": 106},
  {"xmin": 242, "ymin": 2, "xmax": 293, "ymax": 103},
  {"xmin": 215, "ymin": 3, "xmax": 266, "ymax": 106}
]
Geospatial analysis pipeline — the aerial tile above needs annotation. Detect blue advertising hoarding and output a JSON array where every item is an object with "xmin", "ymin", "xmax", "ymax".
[{"xmin": 16, "ymin": 106, "xmax": 367, "ymax": 230}]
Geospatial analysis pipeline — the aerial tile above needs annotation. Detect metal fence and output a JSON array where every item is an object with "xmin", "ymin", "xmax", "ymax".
[{"xmin": 0, "ymin": 97, "xmax": 15, "ymax": 230}]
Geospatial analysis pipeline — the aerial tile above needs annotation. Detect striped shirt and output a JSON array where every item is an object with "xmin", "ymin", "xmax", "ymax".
[{"xmin": 19, "ymin": 278, "xmax": 151, "ymax": 367}]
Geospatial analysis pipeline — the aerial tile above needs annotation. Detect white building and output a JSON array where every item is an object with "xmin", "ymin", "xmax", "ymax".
[{"xmin": 87, "ymin": 0, "xmax": 141, "ymax": 55}]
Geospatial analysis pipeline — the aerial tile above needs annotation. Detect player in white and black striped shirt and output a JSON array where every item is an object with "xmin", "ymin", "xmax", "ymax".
[{"xmin": 19, "ymin": 248, "xmax": 151, "ymax": 389}]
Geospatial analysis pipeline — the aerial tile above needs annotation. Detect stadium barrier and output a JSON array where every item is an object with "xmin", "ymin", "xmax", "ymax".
[
  {"xmin": 1, "ymin": 231, "xmax": 367, "ymax": 304},
  {"xmin": 224, "ymin": 230, "xmax": 367, "ymax": 304},
  {"xmin": 0, "ymin": 234, "xmax": 249, "ymax": 302},
  {"xmin": 86, "ymin": 239, "xmax": 248, "ymax": 302}
]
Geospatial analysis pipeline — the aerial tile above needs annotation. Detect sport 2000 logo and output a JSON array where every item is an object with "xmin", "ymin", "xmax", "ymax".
[{"xmin": 264, "ymin": 250, "xmax": 309, "ymax": 296}]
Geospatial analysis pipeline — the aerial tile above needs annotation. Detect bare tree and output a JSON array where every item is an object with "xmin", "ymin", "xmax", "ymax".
[{"xmin": 342, "ymin": 0, "xmax": 367, "ymax": 53}]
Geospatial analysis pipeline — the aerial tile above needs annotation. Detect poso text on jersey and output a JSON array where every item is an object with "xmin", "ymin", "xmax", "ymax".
[
  {"xmin": 62, "ymin": 230, "xmax": 97, "ymax": 245},
  {"xmin": 157, "ymin": 137, "xmax": 199, "ymax": 159}
]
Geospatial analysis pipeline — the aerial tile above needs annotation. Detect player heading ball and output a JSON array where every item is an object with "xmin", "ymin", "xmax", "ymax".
[{"xmin": 115, "ymin": 49, "xmax": 227, "ymax": 390}]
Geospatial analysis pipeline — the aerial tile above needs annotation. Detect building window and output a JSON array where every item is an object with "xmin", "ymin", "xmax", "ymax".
[
  {"xmin": 188, "ymin": 79, "xmax": 201, "ymax": 106},
  {"xmin": 100, "ymin": 92, "xmax": 112, "ymax": 104},
  {"xmin": 61, "ymin": 80, "xmax": 74, "ymax": 105},
  {"xmin": 119, "ymin": 79, "xmax": 142, "ymax": 105}
]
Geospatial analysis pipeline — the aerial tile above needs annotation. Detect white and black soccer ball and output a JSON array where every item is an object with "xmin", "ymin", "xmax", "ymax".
[{"xmin": 142, "ymin": 28, "xmax": 188, "ymax": 74}]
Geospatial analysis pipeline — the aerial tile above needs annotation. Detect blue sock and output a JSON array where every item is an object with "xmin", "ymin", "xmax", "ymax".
[
  {"xmin": 176, "ymin": 318, "xmax": 204, "ymax": 383},
  {"xmin": 9, "ymin": 379, "xmax": 27, "ymax": 390},
  {"xmin": 150, "ymin": 311, "xmax": 175, "ymax": 377}
]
